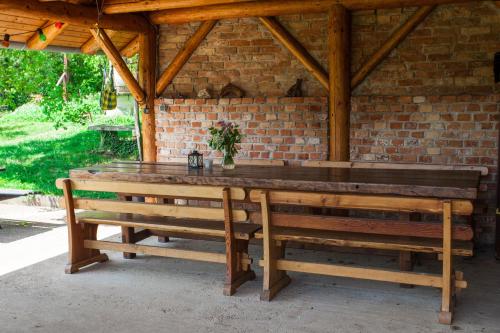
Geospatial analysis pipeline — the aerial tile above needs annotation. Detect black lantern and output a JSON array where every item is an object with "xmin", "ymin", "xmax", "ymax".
[{"xmin": 188, "ymin": 150, "xmax": 203, "ymax": 169}]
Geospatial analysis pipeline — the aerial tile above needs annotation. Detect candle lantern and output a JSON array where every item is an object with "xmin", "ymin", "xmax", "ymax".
[{"xmin": 188, "ymin": 150, "xmax": 203, "ymax": 169}]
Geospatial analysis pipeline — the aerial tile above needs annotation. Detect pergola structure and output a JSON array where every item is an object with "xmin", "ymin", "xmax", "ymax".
[{"xmin": 0, "ymin": 0, "xmax": 497, "ymax": 163}]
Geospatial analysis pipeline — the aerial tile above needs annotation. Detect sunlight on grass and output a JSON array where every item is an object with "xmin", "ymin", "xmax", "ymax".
[{"xmin": 0, "ymin": 103, "xmax": 136, "ymax": 195}]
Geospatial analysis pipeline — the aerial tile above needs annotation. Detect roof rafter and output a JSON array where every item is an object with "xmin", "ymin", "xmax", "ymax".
[
  {"xmin": 0, "ymin": 0, "xmax": 151, "ymax": 33},
  {"xmin": 103, "ymin": 0, "xmax": 253, "ymax": 14},
  {"xmin": 26, "ymin": 21, "xmax": 68, "ymax": 50}
]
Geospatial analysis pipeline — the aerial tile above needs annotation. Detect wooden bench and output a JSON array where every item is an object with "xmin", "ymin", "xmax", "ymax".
[
  {"xmin": 250, "ymin": 189, "xmax": 474, "ymax": 325},
  {"xmin": 56, "ymin": 178, "xmax": 261, "ymax": 295}
]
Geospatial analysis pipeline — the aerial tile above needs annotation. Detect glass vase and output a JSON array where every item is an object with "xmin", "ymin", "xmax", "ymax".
[{"xmin": 222, "ymin": 151, "xmax": 235, "ymax": 169}]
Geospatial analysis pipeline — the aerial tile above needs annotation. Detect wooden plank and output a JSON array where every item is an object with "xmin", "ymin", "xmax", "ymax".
[
  {"xmin": 56, "ymin": 178, "xmax": 246, "ymax": 200},
  {"xmin": 251, "ymin": 212, "xmax": 473, "ymax": 240},
  {"xmin": 69, "ymin": 163, "xmax": 480, "ymax": 200},
  {"xmin": 138, "ymin": 28, "xmax": 158, "ymax": 162},
  {"xmin": 248, "ymin": 190, "xmax": 474, "ymax": 215},
  {"xmin": 254, "ymin": 228, "xmax": 473, "ymax": 256},
  {"xmin": 440, "ymin": 200, "xmax": 453, "ymax": 324},
  {"xmin": 156, "ymin": 20, "xmax": 217, "ymax": 96},
  {"xmin": 0, "ymin": 0, "xmax": 150, "ymax": 32},
  {"xmin": 77, "ymin": 211, "xmax": 259, "ymax": 240},
  {"xmin": 91, "ymin": 28, "xmax": 146, "ymax": 105},
  {"xmin": 258, "ymin": 17, "xmax": 329, "ymax": 91},
  {"xmin": 85, "ymin": 240, "xmax": 225, "ymax": 264},
  {"xmin": 26, "ymin": 21, "xmax": 68, "ymax": 50},
  {"xmin": 351, "ymin": 6, "xmax": 435, "ymax": 88},
  {"xmin": 64, "ymin": 198, "xmax": 249, "ymax": 222},
  {"xmin": 328, "ymin": 5, "xmax": 350, "ymax": 161},
  {"xmin": 262, "ymin": 259, "xmax": 467, "ymax": 289},
  {"xmin": 148, "ymin": 0, "xmax": 482, "ymax": 25},
  {"xmin": 302, "ymin": 160, "xmax": 489, "ymax": 176}
]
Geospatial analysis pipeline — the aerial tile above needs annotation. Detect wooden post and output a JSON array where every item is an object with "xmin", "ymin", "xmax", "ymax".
[
  {"xmin": 328, "ymin": 5, "xmax": 350, "ymax": 161},
  {"xmin": 138, "ymin": 28, "xmax": 158, "ymax": 162},
  {"xmin": 496, "ymin": 128, "xmax": 500, "ymax": 260},
  {"xmin": 439, "ymin": 200, "xmax": 454, "ymax": 324}
]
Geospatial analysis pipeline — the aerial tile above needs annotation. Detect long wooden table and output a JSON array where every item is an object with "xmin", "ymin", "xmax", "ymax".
[{"xmin": 70, "ymin": 161, "xmax": 480, "ymax": 200}]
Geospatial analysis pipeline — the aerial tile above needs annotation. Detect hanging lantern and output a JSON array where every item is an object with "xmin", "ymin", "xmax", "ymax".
[
  {"xmin": 37, "ymin": 28, "xmax": 47, "ymax": 42},
  {"xmin": 188, "ymin": 150, "xmax": 204, "ymax": 169},
  {"xmin": 55, "ymin": 22, "xmax": 64, "ymax": 30},
  {"xmin": 1, "ymin": 34, "xmax": 10, "ymax": 48}
]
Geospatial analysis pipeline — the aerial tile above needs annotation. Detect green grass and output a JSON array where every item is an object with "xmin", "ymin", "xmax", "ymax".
[{"xmin": 0, "ymin": 103, "xmax": 136, "ymax": 196}]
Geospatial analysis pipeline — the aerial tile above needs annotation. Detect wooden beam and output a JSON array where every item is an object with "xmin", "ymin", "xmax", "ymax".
[
  {"xmin": 351, "ymin": 6, "xmax": 435, "ymax": 88},
  {"xmin": 104, "ymin": 0, "xmax": 253, "ymax": 13},
  {"xmin": 258, "ymin": 17, "xmax": 329, "ymax": 91},
  {"xmin": 121, "ymin": 36, "xmax": 140, "ymax": 58},
  {"xmin": 138, "ymin": 29, "xmax": 158, "ymax": 162},
  {"xmin": 156, "ymin": 20, "xmax": 217, "ymax": 96},
  {"xmin": 90, "ymin": 29, "xmax": 146, "ymax": 105},
  {"xmin": 26, "ymin": 21, "xmax": 68, "ymax": 50},
  {"xmin": 149, "ymin": 0, "xmax": 486, "ymax": 25},
  {"xmin": 0, "ymin": 0, "xmax": 150, "ymax": 33},
  {"xmin": 328, "ymin": 5, "xmax": 350, "ymax": 162},
  {"xmin": 81, "ymin": 30, "xmax": 118, "ymax": 55}
]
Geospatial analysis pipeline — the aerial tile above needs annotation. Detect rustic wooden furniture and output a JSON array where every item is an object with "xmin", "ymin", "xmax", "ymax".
[
  {"xmin": 88, "ymin": 125, "xmax": 136, "ymax": 151},
  {"xmin": 252, "ymin": 189, "xmax": 473, "ymax": 325},
  {"xmin": 303, "ymin": 160, "xmax": 488, "ymax": 275},
  {"xmin": 56, "ymin": 178, "xmax": 260, "ymax": 296}
]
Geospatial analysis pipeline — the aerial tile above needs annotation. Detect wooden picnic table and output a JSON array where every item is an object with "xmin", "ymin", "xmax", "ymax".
[{"xmin": 70, "ymin": 160, "xmax": 480, "ymax": 200}]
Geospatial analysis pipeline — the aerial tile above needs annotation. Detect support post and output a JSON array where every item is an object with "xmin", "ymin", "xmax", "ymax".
[
  {"xmin": 328, "ymin": 5, "xmax": 350, "ymax": 161},
  {"xmin": 138, "ymin": 27, "xmax": 158, "ymax": 162}
]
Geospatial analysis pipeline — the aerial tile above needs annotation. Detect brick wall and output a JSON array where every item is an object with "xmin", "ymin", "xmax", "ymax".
[
  {"xmin": 155, "ymin": 2, "xmax": 500, "ymax": 244},
  {"xmin": 155, "ymin": 97, "xmax": 328, "ymax": 162},
  {"xmin": 158, "ymin": 3, "xmax": 499, "ymax": 98}
]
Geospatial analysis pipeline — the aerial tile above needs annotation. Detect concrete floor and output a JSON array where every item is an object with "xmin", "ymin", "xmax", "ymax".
[{"xmin": 1, "ymin": 216, "xmax": 500, "ymax": 333}]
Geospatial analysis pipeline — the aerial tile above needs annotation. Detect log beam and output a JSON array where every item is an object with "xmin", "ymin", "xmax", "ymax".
[
  {"xmin": 121, "ymin": 36, "xmax": 141, "ymax": 58},
  {"xmin": 259, "ymin": 17, "xmax": 329, "ymax": 91},
  {"xmin": 328, "ymin": 5, "xmax": 350, "ymax": 162},
  {"xmin": 156, "ymin": 20, "xmax": 217, "ymax": 96},
  {"xmin": 26, "ymin": 21, "xmax": 68, "ymax": 50},
  {"xmin": 149, "ymin": 0, "xmax": 486, "ymax": 25},
  {"xmin": 90, "ymin": 29, "xmax": 146, "ymax": 105},
  {"xmin": 0, "ymin": 0, "xmax": 150, "ymax": 33},
  {"xmin": 81, "ymin": 30, "xmax": 118, "ymax": 55},
  {"xmin": 351, "ymin": 6, "xmax": 436, "ymax": 88},
  {"xmin": 104, "ymin": 0, "xmax": 253, "ymax": 14},
  {"xmin": 138, "ymin": 29, "xmax": 158, "ymax": 162}
]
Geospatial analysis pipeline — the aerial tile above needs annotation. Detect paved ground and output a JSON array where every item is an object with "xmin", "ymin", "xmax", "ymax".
[{"xmin": 1, "ymin": 208, "xmax": 500, "ymax": 333}]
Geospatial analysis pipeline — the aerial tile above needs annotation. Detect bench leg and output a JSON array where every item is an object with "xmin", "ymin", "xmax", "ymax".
[
  {"xmin": 399, "ymin": 251, "xmax": 414, "ymax": 288},
  {"xmin": 158, "ymin": 236, "xmax": 170, "ymax": 243},
  {"xmin": 122, "ymin": 226, "xmax": 137, "ymax": 259},
  {"xmin": 261, "ymin": 240, "xmax": 291, "ymax": 301},
  {"xmin": 223, "ymin": 239, "xmax": 256, "ymax": 296},
  {"xmin": 439, "ymin": 201, "xmax": 454, "ymax": 325},
  {"xmin": 65, "ymin": 223, "xmax": 108, "ymax": 274}
]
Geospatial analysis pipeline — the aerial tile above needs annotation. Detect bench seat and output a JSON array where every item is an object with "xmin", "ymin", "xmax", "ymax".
[
  {"xmin": 77, "ymin": 211, "xmax": 261, "ymax": 240},
  {"xmin": 255, "ymin": 227, "xmax": 473, "ymax": 257}
]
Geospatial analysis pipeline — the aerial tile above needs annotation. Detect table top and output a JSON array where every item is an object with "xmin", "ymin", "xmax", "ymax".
[{"xmin": 70, "ymin": 161, "xmax": 480, "ymax": 200}]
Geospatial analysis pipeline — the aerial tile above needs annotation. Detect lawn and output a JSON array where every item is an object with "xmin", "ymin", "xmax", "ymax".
[{"xmin": 0, "ymin": 104, "xmax": 136, "ymax": 196}]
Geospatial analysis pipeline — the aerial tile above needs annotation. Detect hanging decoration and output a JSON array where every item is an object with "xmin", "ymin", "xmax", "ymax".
[
  {"xmin": 0, "ymin": 21, "xmax": 64, "ymax": 48},
  {"xmin": 1, "ymin": 34, "xmax": 10, "ymax": 48}
]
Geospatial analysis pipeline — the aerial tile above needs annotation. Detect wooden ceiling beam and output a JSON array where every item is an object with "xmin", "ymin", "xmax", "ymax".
[
  {"xmin": 104, "ymin": 0, "xmax": 253, "ymax": 14},
  {"xmin": 259, "ymin": 17, "xmax": 329, "ymax": 91},
  {"xmin": 351, "ymin": 5, "xmax": 436, "ymax": 88},
  {"xmin": 81, "ymin": 30, "xmax": 118, "ymax": 55},
  {"xmin": 0, "ymin": 0, "xmax": 150, "ymax": 33},
  {"xmin": 121, "ymin": 35, "xmax": 141, "ymax": 58},
  {"xmin": 156, "ymin": 20, "xmax": 218, "ymax": 96},
  {"xmin": 149, "ymin": 0, "xmax": 486, "ymax": 24},
  {"xmin": 26, "ymin": 21, "xmax": 68, "ymax": 50},
  {"xmin": 90, "ymin": 28, "xmax": 146, "ymax": 105}
]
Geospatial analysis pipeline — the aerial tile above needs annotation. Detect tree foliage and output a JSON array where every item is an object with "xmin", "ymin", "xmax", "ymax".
[{"xmin": 0, "ymin": 49, "xmax": 107, "ymax": 126}]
